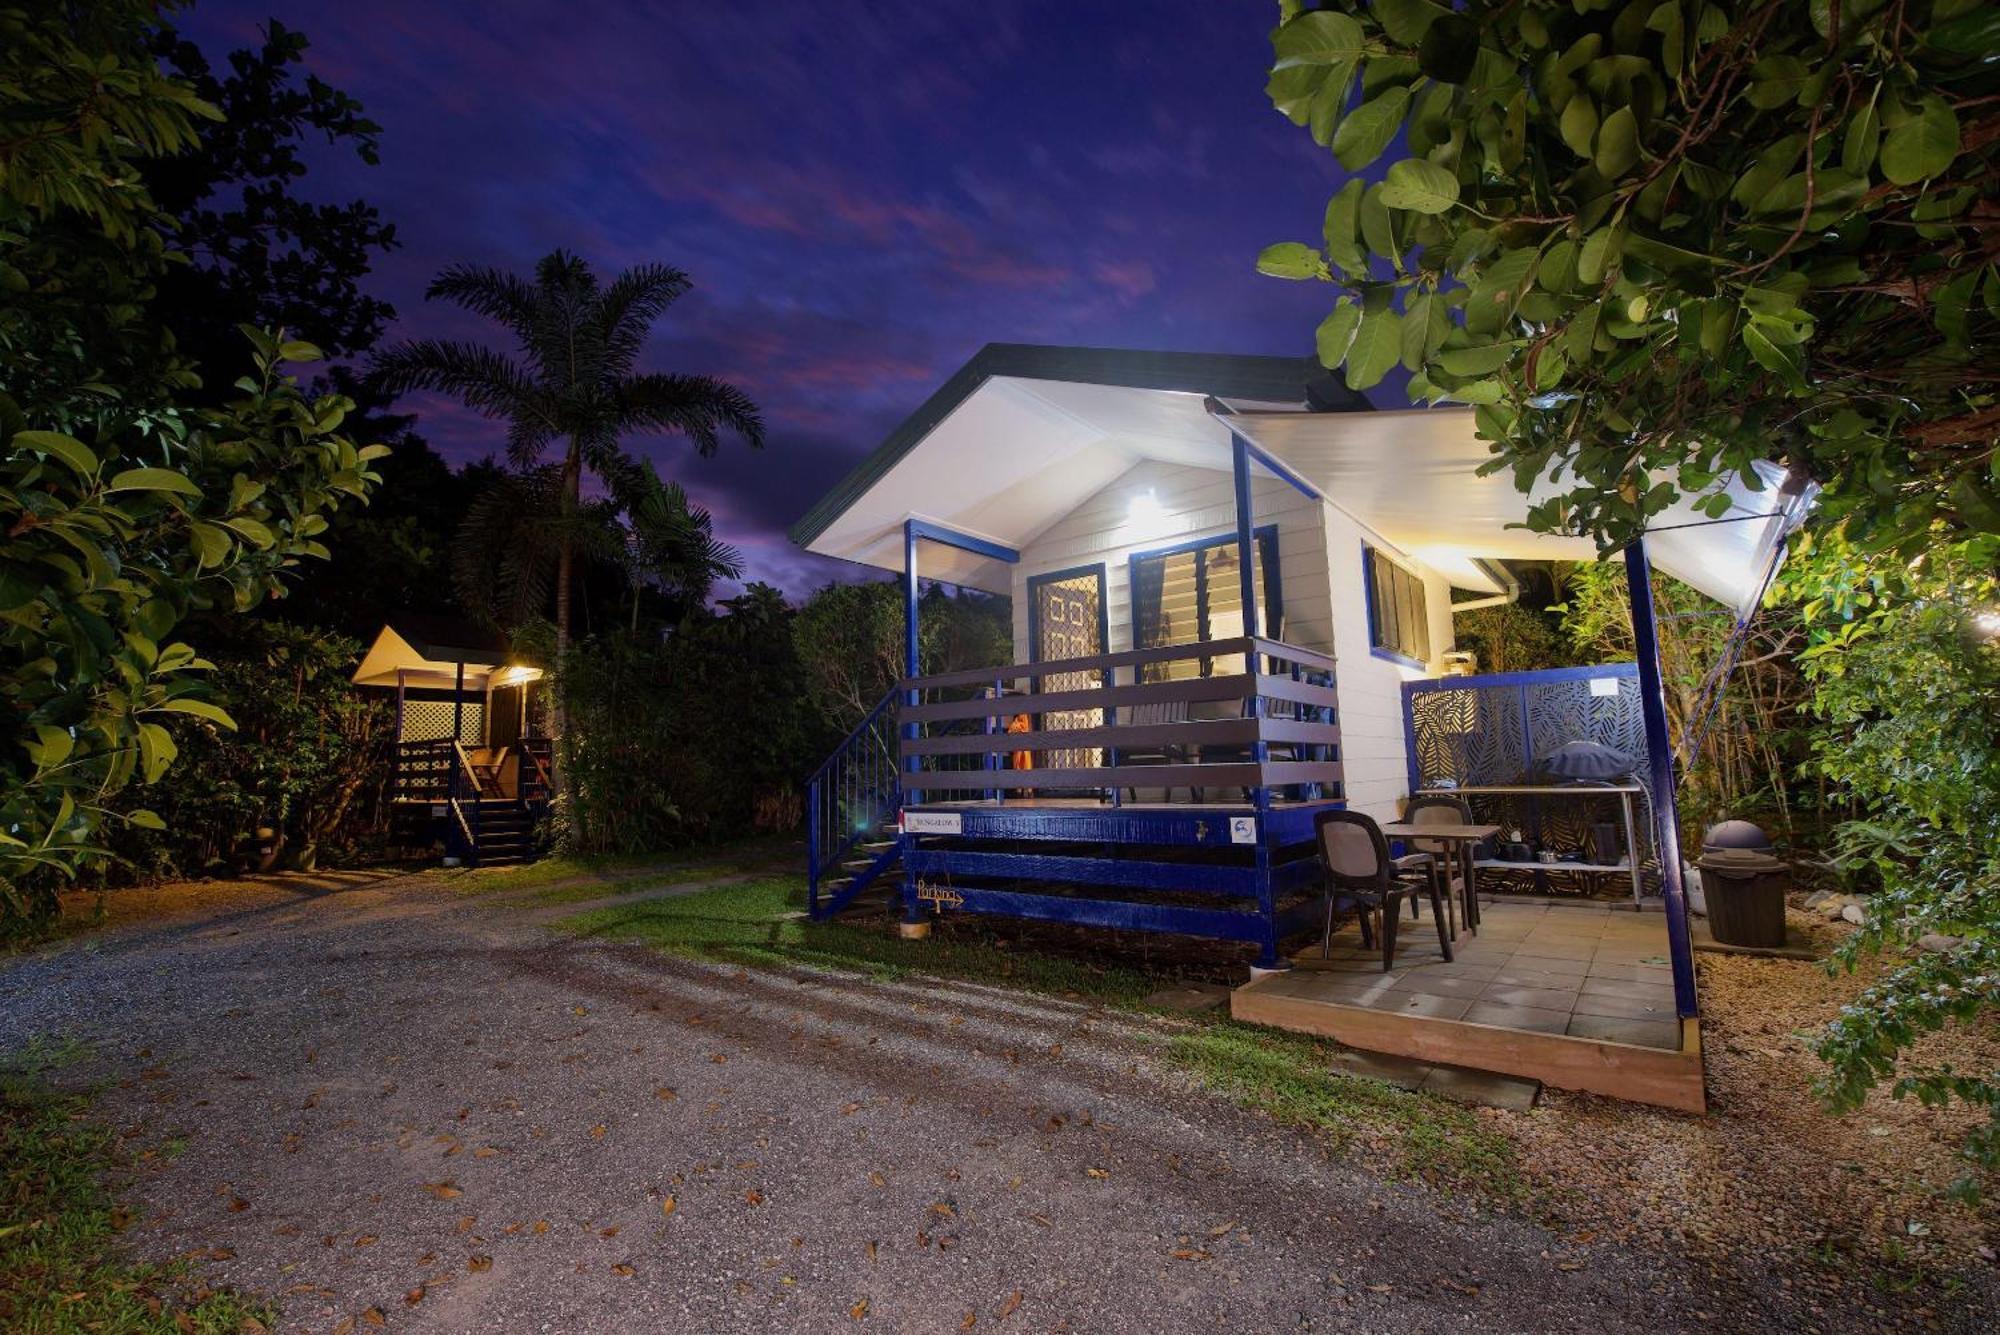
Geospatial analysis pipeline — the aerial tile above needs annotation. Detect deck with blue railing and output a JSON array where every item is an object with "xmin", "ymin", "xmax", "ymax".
[{"xmin": 806, "ymin": 636, "xmax": 1343, "ymax": 967}]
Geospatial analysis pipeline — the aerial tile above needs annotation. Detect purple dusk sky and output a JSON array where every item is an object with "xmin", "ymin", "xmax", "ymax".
[{"xmin": 177, "ymin": 1, "xmax": 1353, "ymax": 597}]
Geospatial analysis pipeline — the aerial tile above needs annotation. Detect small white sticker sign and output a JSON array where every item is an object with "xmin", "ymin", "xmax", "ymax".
[
  {"xmin": 1228, "ymin": 816, "xmax": 1258, "ymax": 845},
  {"xmin": 902, "ymin": 811, "xmax": 963, "ymax": 836},
  {"xmin": 1589, "ymin": 676, "xmax": 1621, "ymax": 697}
]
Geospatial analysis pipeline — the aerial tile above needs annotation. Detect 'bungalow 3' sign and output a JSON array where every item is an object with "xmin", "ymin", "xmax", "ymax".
[{"xmin": 903, "ymin": 811, "xmax": 963, "ymax": 835}]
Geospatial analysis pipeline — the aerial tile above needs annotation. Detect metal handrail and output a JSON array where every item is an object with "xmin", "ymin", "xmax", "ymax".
[{"xmin": 807, "ymin": 688, "xmax": 899, "ymax": 786}]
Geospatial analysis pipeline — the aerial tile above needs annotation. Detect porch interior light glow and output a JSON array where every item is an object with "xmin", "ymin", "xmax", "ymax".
[{"xmin": 1127, "ymin": 489, "xmax": 1164, "ymax": 525}]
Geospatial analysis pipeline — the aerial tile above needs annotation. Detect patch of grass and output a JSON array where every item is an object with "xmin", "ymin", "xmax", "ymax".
[
  {"xmin": 553, "ymin": 876, "xmax": 1160, "ymax": 1005},
  {"xmin": 438, "ymin": 835, "xmax": 795, "ymax": 899},
  {"xmin": 1162, "ymin": 1022, "xmax": 1527, "ymax": 1201},
  {"xmin": 0, "ymin": 1070, "xmax": 271, "ymax": 1332},
  {"xmin": 556, "ymin": 876, "xmax": 1530, "ymax": 1205}
]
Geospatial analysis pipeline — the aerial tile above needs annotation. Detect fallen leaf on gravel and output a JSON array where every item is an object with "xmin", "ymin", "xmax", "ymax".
[
  {"xmin": 1209, "ymin": 1220, "xmax": 1237, "ymax": 1237},
  {"xmin": 997, "ymin": 1291, "xmax": 1022, "ymax": 1320},
  {"xmin": 1367, "ymin": 1283, "xmax": 1392, "ymax": 1293},
  {"xmin": 841, "ymin": 1102, "xmax": 862, "ymax": 1115},
  {"xmin": 850, "ymin": 1298, "xmax": 869, "ymax": 1319},
  {"xmin": 744, "ymin": 1189, "xmax": 764, "ymax": 1206},
  {"xmin": 600, "ymin": 1226, "xmax": 621, "ymax": 1238},
  {"xmin": 662, "ymin": 1196, "xmax": 677, "ymax": 1217},
  {"xmin": 228, "ymin": 1197, "xmax": 250, "ymax": 1212},
  {"xmin": 960, "ymin": 1315, "xmax": 977, "ymax": 1331},
  {"xmin": 333, "ymin": 1320, "xmax": 353, "ymax": 1335},
  {"xmin": 710, "ymin": 1053, "xmax": 728, "ymax": 1064},
  {"xmin": 1172, "ymin": 1249, "xmax": 1211, "ymax": 1261},
  {"xmin": 1085, "ymin": 1168, "xmax": 1107, "ymax": 1179},
  {"xmin": 868, "ymin": 1172, "xmax": 886, "ymax": 1188},
  {"xmin": 473, "ymin": 1146, "xmax": 498, "ymax": 1159},
  {"xmin": 468, "ymin": 1255, "xmax": 492, "ymax": 1273},
  {"xmin": 456, "ymin": 1216, "xmax": 476, "ymax": 1234},
  {"xmin": 404, "ymin": 1286, "xmax": 425, "ymax": 1305},
  {"xmin": 589, "ymin": 1124, "xmax": 608, "ymax": 1139},
  {"xmin": 1556, "ymin": 1261, "xmax": 1585, "ymax": 1272},
  {"xmin": 353, "ymin": 1236, "xmax": 378, "ymax": 1247},
  {"xmin": 361, "ymin": 1309, "xmax": 386, "ymax": 1327},
  {"xmin": 866, "ymin": 1240, "xmax": 878, "ymax": 1262},
  {"xmin": 573, "ymin": 1006, "xmax": 588, "ymax": 1015},
  {"xmin": 655, "ymin": 1087, "xmax": 677, "ymax": 1101},
  {"xmin": 208, "ymin": 1247, "xmax": 235, "ymax": 1260},
  {"xmin": 611, "ymin": 1264, "xmax": 635, "ymax": 1276},
  {"xmin": 424, "ymin": 1181, "xmax": 462, "ymax": 1200},
  {"xmin": 531, "ymin": 1220, "xmax": 550, "ymax": 1235},
  {"xmin": 1027, "ymin": 1213, "xmax": 1050, "ymax": 1228}
]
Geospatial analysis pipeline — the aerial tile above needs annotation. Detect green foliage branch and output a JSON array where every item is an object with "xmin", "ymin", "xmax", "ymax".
[
  {"xmin": 1258, "ymin": 0, "xmax": 1995, "ymax": 551},
  {"xmin": 0, "ymin": 2, "xmax": 385, "ymax": 918}
]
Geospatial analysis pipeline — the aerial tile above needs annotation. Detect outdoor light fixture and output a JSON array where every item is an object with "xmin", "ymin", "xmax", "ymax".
[{"xmin": 1128, "ymin": 489, "xmax": 1164, "ymax": 525}]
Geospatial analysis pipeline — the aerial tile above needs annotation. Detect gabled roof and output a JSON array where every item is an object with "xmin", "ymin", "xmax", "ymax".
[
  {"xmin": 351, "ymin": 614, "xmax": 520, "ymax": 688},
  {"xmin": 790, "ymin": 343, "xmax": 1360, "ymax": 550},
  {"xmin": 790, "ymin": 341, "xmax": 1813, "ymax": 613}
]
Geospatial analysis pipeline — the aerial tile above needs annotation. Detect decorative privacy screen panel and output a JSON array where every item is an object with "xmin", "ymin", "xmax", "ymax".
[{"xmin": 1404, "ymin": 665, "xmax": 1657, "ymax": 878}]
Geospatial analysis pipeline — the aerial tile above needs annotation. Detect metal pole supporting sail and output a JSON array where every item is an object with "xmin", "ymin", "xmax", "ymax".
[{"xmin": 1624, "ymin": 537, "xmax": 1699, "ymax": 1019}]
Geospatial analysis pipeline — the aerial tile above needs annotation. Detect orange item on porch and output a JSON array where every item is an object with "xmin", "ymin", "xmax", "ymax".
[{"xmin": 1007, "ymin": 712, "xmax": 1033, "ymax": 770}]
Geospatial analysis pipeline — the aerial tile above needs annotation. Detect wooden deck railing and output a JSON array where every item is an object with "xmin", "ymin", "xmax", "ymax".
[{"xmin": 897, "ymin": 636, "xmax": 1341, "ymax": 803}]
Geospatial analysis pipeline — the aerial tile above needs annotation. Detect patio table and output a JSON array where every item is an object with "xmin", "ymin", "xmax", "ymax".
[{"xmin": 1377, "ymin": 822, "xmax": 1500, "ymax": 933}]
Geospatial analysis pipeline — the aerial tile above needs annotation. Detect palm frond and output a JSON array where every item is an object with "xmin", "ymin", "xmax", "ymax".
[
  {"xmin": 425, "ymin": 264, "xmax": 546, "ymax": 357},
  {"xmin": 451, "ymin": 468, "xmax": 565, "ymax": 628},
  {"xmin": 596, "ymin": 263, "xmax": 693, "ymax": 373},
  {"xmin": 616, "ymin": 372, "xmax": 766, "ymax": 456},
  {"xmin": 369, "ymin": 340, "xmax": 553, "ymax": 429}
]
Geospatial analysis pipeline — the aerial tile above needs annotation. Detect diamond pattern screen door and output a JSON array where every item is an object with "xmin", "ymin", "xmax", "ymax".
[{"xmin": 1028, "ymin": 567, "xmax": 1105, "ymax": 775}]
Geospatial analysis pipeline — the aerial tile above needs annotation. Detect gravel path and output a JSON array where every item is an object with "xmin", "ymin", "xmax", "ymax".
[{"xmin": 0, "ymin": 872, "xmax": 1978, "ymax": 1332}]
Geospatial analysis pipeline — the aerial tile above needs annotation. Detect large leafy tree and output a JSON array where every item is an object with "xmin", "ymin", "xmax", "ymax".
[
  {"xmin": 145, "ymin": 18, "xmax": 399, "ymax": 393},
  {"xmin": 1252, "ymin": 0, "xmax": 1997, "ymax": 1188},
  {"xmin": 369, "ymin": 251, "xmax": 765, "ymax": 651},
  {"xmin": 1255, "ymin": 0, "xmax": 1994, "ymax": 552},
  {"xmin": 0, "ymin": 2, "xmax": 384, "ymax": 920}
]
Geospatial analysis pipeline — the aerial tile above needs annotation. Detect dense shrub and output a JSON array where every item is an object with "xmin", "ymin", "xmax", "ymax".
[{"xmin": 106, "ymin": 622, "xmax": 393, "ymax": 878}]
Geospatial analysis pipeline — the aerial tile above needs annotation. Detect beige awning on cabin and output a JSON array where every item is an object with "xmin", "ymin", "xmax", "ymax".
[{"xmin": 351, "ymin": 615, "xmax": 541, "ymax": 690}]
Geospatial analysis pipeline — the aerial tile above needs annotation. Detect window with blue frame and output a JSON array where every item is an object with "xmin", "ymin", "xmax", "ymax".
[
  {"xmin": 1132, "ymin": 528, "xmax": 1280, "ymax": 680},
  {"xmin": 1364, "ymin": 545, "xmax": 1430, "ymax": 666}
]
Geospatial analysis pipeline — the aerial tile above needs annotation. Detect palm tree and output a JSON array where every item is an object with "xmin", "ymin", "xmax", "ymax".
[{"xmin": 370, "ymin": 249, "xmax": 764, "ymax": 653}]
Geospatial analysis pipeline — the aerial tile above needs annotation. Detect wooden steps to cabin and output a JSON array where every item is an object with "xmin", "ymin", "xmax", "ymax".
[{"xmin": 814, "ymin": 829, "xmax": 902, "ymax": 916}]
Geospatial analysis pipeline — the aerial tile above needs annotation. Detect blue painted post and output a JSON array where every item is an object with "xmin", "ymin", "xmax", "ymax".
[
  {"xmin": 807, "ymin": 776, "xmax": 821, "ymax": 918},
  {"xmin": 900, "ymin": 520, "xmax": 922, "ymax": 930},
  {"xmin": 1624, "ymin": 538, "xmax": 1699, "ymax": 1019}
]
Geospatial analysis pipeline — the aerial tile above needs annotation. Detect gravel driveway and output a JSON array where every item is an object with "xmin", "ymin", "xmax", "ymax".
[{"xmin": 0, "ymin": 870, "xmax": 1958, "ymax": 1332}]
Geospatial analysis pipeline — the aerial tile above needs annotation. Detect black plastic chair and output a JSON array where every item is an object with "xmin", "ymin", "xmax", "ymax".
[
  {"xmin": 1405, "ymin": 793, "xmax": 1484, "ymax": 932},
  {"xmin": 1315, "ymin": 808, "xmax": 1452, "ymax": 970}
]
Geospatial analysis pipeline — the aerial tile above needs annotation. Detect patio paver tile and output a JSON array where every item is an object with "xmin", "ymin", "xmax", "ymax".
[
  {"xmin": 1508, "ymin": 939, "xmax": 1596, "ymax": 961},
  {"xmin": 1500, "ymin": 951, "xmax": 1590, "ymax": 976},
  {"xmin": 1478, "ymin": 983, "xmax": 1579, "ymax": 1011},
  {"xmin": 1419, "ymin": 1064, "xmax": 1540, "ymax": 1112},
  {"xmin": 1489, "ymin": 965, "xmax": 1593, "ymax": 990},
  {"xmin": 1329, "ymin": 1049, "xmax": 1432, "ymax": 1090},
  {"xmin": 1570, "ymin": 991, "xmax": 1677, "ymax": 1021},
  {"xmin": 1389, "ymin": 973, "xmax": 1488, "ymax": 1001},
  {"xmin": 1363, "ymin": 991, "xmax": 1475, "ymax": 1020},
  {"xmin": 1461, "ymin": 1001, "xmax": 1571, "ymax": 1035},
  {"xmin": 1578, "ymin": 975, "xmax": 1679, "ymax": 1004}
]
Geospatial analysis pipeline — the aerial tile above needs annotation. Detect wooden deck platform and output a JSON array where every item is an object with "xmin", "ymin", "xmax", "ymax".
[{"xmin": 1232, "ymin": 899, "xmax": 1705, "ymax": 1113}]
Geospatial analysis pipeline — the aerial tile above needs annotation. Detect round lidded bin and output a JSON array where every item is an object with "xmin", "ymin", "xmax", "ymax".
[{"xmin": 1696, "ymin": 847, "xmax": 1789, "ymax": 947}]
